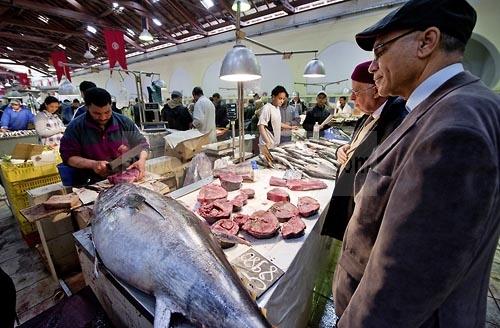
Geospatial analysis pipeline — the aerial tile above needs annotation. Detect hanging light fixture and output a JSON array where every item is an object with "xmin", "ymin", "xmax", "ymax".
[
  {"xmin": 219, "ymin": 0, "xmax": 261, "ymax": 82},
  {"xmin": 139, "ymin": 17, "xmax": 154, "ymax": 42},
  {"xmin": 231, "ymin": 0, "xmax": 251, "ymax": 12},
  {"xmin": 84, "ymin": 43, "xmax": 95, "ymax": 60},
  {"xmin": 4, "ymin": 80, "xmax": 11, "ymax": 88},
  {"xmin": 303, "ymin": 54, "xmax": 326, "ymax": 78}
]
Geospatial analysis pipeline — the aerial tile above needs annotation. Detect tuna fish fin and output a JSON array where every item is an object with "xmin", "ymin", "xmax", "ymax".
[
  {"xmin": 211, "ymin": 230, "xmax": 251, "ymax": 246},
  {"xmin": 154, "ymin": 295, "xmax": 175, "ymax": 328}
]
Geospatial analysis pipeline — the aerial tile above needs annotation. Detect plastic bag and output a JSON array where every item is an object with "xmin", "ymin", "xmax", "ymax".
[{"xmin": 183, "ymin": 153, "xmax": 213, "ymax": 187}]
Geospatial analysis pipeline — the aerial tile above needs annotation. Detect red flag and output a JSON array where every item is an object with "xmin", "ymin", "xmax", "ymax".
[
  {"xmin": 50, "ymin": 51, "xmax": 71, "ymax": 83},
  {"xmin": 103, "ymin": 28, "xmax": 127, "ymax": 70},
  {"xmin": 17, "ymin": 73, "xmax": 30, "ymax": 86}
]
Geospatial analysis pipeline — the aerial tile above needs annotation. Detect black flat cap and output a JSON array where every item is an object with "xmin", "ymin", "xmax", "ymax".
[{"xmin": 355, "ymin": 0, "xmax": 477, "ymax": 51}]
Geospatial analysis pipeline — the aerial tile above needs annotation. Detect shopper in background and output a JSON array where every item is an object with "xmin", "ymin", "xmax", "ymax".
[
  {"xmin": 35, "ymin": 96, "xmax": 66, "ymax": 148},
  {"xmin": 333, "ymin": 0, "xmax": 500, "ymax": 326},
  {"xmin": 161, "ymin": 90, "xmax": 192, "ymax": 131},
  {"xmin": 212, "ymin": 93, "xmax": 229, "ymax": 128},
  {"xmin": 258, "ymin": 85, "xmax": 297, "ymax": 149},
  {"xmin": 279, "ymin": 96, "xmax": 300, "ymax": 143},
  {"xmin": 0, "ymin": 99, "xmax": 34, "ymax": 131},
  {"xmin": 244, "ymin": 98, "xmax": 255, "ymax": 120},
  {"xmin": 60, "ymin": 88, "xmax": 149, "ymax": 185},
  {"xmin": 192, "ymin": 87, "xmax": 217, "ymax": 143},
  {"xmin": 321, "ymin": 60, "xmax": 407, "ymax": 240},
  {"xmin": 302, "ymin": 91, "xmax": 331, "ymax": 134},
  {"xmin": 335, "ymin": 96, "xmax": 353, "ymax": 116},
  {"xmin": 289, "ymin": 91, "xmax": 308, "ymax": 115},
  {"xmin": 72, "ymin": 80, "xmax": 97, "ymax": 119}
]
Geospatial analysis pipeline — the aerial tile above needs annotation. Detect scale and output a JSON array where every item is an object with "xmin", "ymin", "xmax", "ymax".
[{"xmin": 141, "ymin": 103, "xmax": 167, "ymax": 132}]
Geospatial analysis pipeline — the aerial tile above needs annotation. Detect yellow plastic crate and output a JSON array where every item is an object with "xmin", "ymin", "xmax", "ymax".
[{"xmin": 1, "ymin": 161, "xmax": 61, "ymax": 236}]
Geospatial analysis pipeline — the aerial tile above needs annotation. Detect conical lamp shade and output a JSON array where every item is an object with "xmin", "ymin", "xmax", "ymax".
[
  {"xmin": 303, "ymin": 58, "xmax": 326, "ymax": 78},
  {"xmin": 220, "ymin": 44, "xmax": 261, "ymax": 82}
]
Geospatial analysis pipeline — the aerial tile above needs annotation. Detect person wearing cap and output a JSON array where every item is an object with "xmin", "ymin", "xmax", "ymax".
[
  {"xmin": 161, "ymin": 91, "xmax": 192, "ymax": 131},
  {"xmin": 332, "ymin": 1, "xmax": 500, "ymax": 327},
  {"xmin": 289, "ymin": 91, "xmax": 308, "ymax": 115},
  {"xmin": 60, "ymin": 88, "xmax": 149, "ymax": 185},
  {"xmin": 192, "ymin": 87, "xmax": 216, "ymax": 143},
  {"xmin": 302, "ymin": 91, "xmax": 331, "ymax": 134},
  {"xmin": 321, "ymin": 60, "xmax": 407, "ymax": 240},
  {"xmin": 0, "ymin": 99, "xmax": 34, "ymax": 132}
]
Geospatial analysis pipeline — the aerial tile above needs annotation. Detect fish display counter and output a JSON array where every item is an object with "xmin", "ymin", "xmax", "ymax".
[{"xmin": 74, "ymin": 168, "xmax": 335, "ymax": 328}]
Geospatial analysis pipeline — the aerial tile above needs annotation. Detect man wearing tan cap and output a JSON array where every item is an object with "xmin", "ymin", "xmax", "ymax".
[{"xmin": 333, "ymin": 0, "xmax": 500, "ymax": 327}]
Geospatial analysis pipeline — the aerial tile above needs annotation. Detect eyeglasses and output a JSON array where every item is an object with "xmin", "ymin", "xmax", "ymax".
[
  {"xmin": 348, "ymin": 85, "xmax": 376, "ymax": 96},
  {"xmin": 373, "ymin": 29, "xmax": 417, "ymax": 61}
]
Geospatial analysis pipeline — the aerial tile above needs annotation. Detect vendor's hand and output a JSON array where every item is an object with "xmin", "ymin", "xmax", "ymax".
[
  {"xmin": 127, "ymin": 159, "xmax": 146, "ymax": 180},
  {"xmin": 93, "ymin": 160, "xmax": 109, "ymax": 177},
  {"xmin": 337, "ymin": 144, "xmax": 350, "ymax": 165},
  {"xmin": 117, "ymin": 144, "xmax": 129, "ymax": 155},
  {"xmin": 0, "ymin": 128, "xmax": 8, "ymax": 132}
]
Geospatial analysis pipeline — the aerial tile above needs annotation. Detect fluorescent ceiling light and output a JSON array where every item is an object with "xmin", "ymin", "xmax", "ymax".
[
  {"xmin": 58, "ymin": 44, "xmax": 66, "ymax": 49},
  {"xmin": 89, "ymin": 45, "xmax": 99, "ymax": 51},
  {"xmin": 152, "ymin": 18, "xmax": 162, "ymax": 26},
  {"xmin": 87, "ymin": 25, "xmax": 97, "ymax": 34},
  {"xmin": 201, "ymin": 0, "xmax": 214, "ymax": 9},
  {"xmin": 152, "ymin": 0, "xmax": 160, "ymax": 3},
  {"xmin": 67, "ymin": 56, "xmax": 72, "ymax": 60},
  {"xmin": 37, "ymin": 15, "xmax": 49, "ymax": 24},
  {"xmin": 6, "ymin": 47, "xmax": 13, "ymax": 51},
  {"xmin": 126, "ymin": 28, "xmax": 136, "ymax": 37},
  {"xmin": 112, "ymin": 2, "xmax": 119, "ymax": 8}
]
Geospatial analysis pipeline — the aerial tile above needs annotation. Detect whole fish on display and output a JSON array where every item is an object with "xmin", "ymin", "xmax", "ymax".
[{"xmin": 92, "ymin": 183, "xmax": 271, "ymax": 328}]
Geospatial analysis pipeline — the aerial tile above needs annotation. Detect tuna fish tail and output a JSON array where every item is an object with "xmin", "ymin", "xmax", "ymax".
[{"xmin": 154, "ymin": 295, "xmax": 173, "ymax": 328}]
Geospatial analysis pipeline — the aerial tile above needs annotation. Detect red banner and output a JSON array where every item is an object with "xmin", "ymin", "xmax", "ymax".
[
  {"xmin": 17, "ymin": 73, "xmax": 30, "ymax": 86},
  {"xmin": 50, "ymin": 51, "xmax": 71, "ymax": 83},
  {"xmin": 104, "ymin": 29, "xmax": 127, "ymax": 70}
]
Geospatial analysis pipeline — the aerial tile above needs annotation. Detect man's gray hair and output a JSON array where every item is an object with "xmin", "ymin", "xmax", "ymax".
[{"xmin": 440, "ymin": 32, "xmax": 466, "ymax": 53}]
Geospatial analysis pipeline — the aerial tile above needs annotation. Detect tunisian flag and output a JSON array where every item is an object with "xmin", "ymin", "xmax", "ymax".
[
  {"xmin": 50, "ymin": 51, "xmax": 71, "ymax": 83},
  {"xmin": 17, "ymin": 73, "xmax": 30, "ymax": 86},
  {"xmin": 104, "ymin": 28, "xmax": 127, "ymax": 70}
]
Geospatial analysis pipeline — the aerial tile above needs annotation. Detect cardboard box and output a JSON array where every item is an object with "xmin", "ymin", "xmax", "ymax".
[
  {"xmin": 11, "ymin": 143, "xmax": 44, "ymax": 160},
  {"xmin": 165, "ymin": 133, "xmax": 210, "ymax": 162},
  {"xmin": 145, "ymin": 156, "xmax": 182, "ymax": 176}
]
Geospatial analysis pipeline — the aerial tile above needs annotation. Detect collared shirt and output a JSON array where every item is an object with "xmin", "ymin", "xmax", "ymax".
[
  {"xmin": 60, "ymin": 111, "xmax": 149, "ymax": 164},
  {"xmin": 370, "ymin": 100, "xmax": 387, "ymax": 120},
  {"xmin": 406, "ymin": 63, "xmax": 464, "ymax": 112}
]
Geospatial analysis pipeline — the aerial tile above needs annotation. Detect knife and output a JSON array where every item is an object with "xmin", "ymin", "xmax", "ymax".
[{"xmin": 106, "ymin": 145, "xmax": 145, "ymax": 174}]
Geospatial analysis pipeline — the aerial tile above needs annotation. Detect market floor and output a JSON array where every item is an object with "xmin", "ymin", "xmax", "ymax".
[{"xmin": 307, "ymin": 240, "xmax": 500, "ymax": 328}]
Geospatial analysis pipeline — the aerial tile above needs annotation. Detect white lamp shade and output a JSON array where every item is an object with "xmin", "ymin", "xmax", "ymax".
[
  {"xmin": 303, "ymin": 58, "xmax": 326, "ymax": 78},
  {"xmin": 232, "ymin": 0, "xmax": 251, "ymax": 12},
  {"xmin": 139, "ymin": 29, "xmax": 154, "ymax": 41},
  {"xmin": 220, "ymin": 44, "xmax": 261, "ymax": 82},
  {"xmin": 84, "ymin": 50, "xmax": 94, "ymax": 59}
]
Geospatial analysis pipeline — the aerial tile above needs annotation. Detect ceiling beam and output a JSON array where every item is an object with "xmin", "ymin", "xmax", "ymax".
[
  {"xmin": 0, "ymin": 31, "xmax": 54, "ymax": 44},
  {"xmin": 166, "ymin": 0, "xmax": 208, "ymax": 36},
  {"xmin": 0, "ymin": 18, "xmax": 83, "ymax": 36},
  {"xmin": 280, "ymin": 0, "xmax": 296, "ymax": 14}
]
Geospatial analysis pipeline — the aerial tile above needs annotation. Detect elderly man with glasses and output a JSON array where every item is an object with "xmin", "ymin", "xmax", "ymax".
[
  {"xmin": 321, "ymin": 60, "xmax": 407, "ymax": 240},
  {"xmin": 332, "ymin": 0, "xmax": 500, "ymax": 327}
]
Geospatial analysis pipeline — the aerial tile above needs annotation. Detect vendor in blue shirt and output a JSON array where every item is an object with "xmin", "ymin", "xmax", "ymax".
[{"xmin": 0, "ymin": 99, "xmax": 35, "ymax": 131}]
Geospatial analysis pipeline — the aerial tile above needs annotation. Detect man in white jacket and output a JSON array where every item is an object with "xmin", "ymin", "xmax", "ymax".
[{"xmin": 192, "ymin": 87, "xmax": 216, "ymax": 143}]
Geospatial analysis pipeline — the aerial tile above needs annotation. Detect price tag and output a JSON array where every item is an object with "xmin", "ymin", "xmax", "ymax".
[
  {"xmin": 231, "ymin": 248, "xmax": 284, "ymax": 299},
  {"xmin": 227, "ymin": 103, "xmax": 237, "ymax": 121}
]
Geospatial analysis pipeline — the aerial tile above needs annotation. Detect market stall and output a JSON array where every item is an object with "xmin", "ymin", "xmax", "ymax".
[{"xmin": 74, "ymin": 165, "xmax": 335, "ymax": 328}]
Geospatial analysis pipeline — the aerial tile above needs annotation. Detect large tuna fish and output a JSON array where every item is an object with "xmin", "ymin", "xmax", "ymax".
[{"xmin": 92, "ymin": 183, "xmax": 271, "ymax": 328}]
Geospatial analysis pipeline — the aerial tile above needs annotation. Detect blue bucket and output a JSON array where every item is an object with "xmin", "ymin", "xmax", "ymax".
[{"xmin": 57, "ymin": 163, "xmax": 91, "ymax": 187}]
